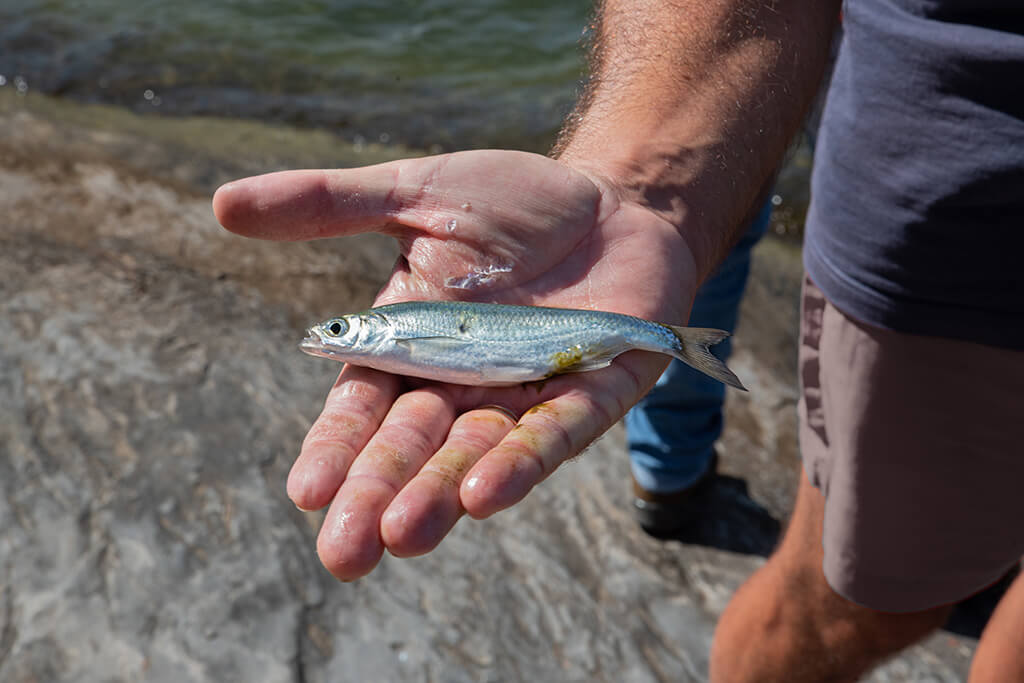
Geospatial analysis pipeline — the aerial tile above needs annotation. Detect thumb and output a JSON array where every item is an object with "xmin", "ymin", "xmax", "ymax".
[
  {"xmin": 212, "ymin": 150, "xmax": 602, "ymax": 243},
  {"xmin": 212, "ymin": 158, "xmax": 426, "ymax": 242}
]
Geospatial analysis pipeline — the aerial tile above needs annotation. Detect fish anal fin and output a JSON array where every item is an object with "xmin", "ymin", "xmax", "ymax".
[{"xmin": 547, "ymin": 344, "xmax": 620, "ymax": 376}]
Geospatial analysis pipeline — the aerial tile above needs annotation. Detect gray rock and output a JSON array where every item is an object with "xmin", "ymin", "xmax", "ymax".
[{"xmin": 0, "ymin": 93, "xmax": 976, "ymax": 682}]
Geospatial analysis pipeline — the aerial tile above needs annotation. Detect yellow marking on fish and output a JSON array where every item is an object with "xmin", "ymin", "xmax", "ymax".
[{"xmin": 548, "ymin": 344, "xmax": 587, "ymax": 375}]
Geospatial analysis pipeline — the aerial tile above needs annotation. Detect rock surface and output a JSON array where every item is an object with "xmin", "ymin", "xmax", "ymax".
[{"xmin": 0, "ymin": 92, "xmax": 979, "ymax": 682}]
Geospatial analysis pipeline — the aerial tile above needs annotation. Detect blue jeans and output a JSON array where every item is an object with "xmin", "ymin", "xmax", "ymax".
[{"xmin": 626, "ymin": 202, "xmax": 772, "ymax": 493}]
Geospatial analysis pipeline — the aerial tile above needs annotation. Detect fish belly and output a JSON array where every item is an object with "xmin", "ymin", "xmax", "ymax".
[{"xmin": 369, "ymin": 333, "xmax": 632, "ymax": 386}]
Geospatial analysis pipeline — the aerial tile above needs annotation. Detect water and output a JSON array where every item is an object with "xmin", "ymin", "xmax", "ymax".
[
  {"xmin": 0, "ymin": 0, "xmax": 591, "ymax": 152},
  {"xmin": 0, "ymin": 0, "xmax": 811, "ymax": 234}
]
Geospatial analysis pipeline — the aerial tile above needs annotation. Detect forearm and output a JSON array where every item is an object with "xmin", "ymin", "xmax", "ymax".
[{"xmin": 556, "ymin": 0, "xmax": 840, "ymax": 281}]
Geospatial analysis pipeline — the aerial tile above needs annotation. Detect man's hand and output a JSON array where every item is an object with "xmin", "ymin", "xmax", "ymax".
[
  {"xmin": 213, "ymin": 0, "xmax": 840, "ymax": 580},
  {"xmin": 213, "ymin": 150, "xmax": 700, "ymax": 580}
]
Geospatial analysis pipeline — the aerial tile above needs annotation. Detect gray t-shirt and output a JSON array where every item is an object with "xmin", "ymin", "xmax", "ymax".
[{"xmin": 804, "ymin": 0, "xmax": 1024, "ymax": 349}]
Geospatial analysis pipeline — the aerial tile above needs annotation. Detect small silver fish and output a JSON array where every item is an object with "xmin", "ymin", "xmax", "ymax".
[{"xmin": 300, "ymin": 301, "xmax": 745, "ymax": 390}]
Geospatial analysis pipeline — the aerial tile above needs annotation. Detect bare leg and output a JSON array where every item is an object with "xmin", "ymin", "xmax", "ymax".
[
  {"xmin": 710, "ymin": 472, "xmax": 951, "ymax": 683},
  {"xmin": 969, "ymin": 572, "xmax": 1024, "ymax": 682}
]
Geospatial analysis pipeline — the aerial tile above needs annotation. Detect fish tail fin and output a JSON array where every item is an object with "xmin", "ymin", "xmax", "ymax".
[{"xmin": 665, "ymin": 325, "xmax": 747, "ymax": 391}]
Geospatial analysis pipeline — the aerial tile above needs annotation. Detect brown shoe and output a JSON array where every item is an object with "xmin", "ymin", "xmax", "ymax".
[{"xmin": 632, "ymin": 451, "xmax": 719, "ymax": 537}]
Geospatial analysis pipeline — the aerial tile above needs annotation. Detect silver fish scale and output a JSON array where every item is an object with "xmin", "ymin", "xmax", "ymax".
[{"xmin": 374, "ymin": 301, "xmax": 680, "ymax": 349}]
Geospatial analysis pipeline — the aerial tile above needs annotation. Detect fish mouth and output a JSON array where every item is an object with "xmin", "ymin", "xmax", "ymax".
[
  {"xmin": 300, "ymin": 329, "xmax": 328, "ymax": 355},
  {"xmin": 300, "ymin": 328, "xmax": 348, "ymax": 362}
]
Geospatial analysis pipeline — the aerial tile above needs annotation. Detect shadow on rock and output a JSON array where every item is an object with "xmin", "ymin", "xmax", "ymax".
[{"xmin": 655, "ymin": 475, "xmax": 782, "ymax": 557}]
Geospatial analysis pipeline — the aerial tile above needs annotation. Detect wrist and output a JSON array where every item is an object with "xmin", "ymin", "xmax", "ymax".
[
  {"xmin": 552, "ymin": 0, "xmax": 840, "ymax": 280},
  {"xmin": 556, "ymin": 138, "xmax": 742, "ymax": 285},
  {"xmin": 554, "ymin": 153, "xmax": 702, "ymax": 303}
]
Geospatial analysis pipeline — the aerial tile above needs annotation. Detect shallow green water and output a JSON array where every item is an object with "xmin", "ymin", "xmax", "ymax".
[
  {"xmin": 1, "ymin": 0, "xmax": 811, "ymax": 232},
  {"xmin": 0, "ymin": 0, "xmax": 592, "ymax": 150}
]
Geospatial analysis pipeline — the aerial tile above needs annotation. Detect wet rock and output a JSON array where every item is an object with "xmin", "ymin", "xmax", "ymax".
[{"xmin": 0, "ymin": 96, "xmax": 976, "ymax": 682}]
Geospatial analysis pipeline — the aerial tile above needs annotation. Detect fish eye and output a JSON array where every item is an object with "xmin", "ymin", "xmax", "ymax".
[{"xmin": 325, "ymin": 319, "xmax": 347, "ymax": 337}]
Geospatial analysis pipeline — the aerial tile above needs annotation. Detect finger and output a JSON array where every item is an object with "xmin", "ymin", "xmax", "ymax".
[
  {"xmin": 212, "ymin": 165, "xmax": 409, "ymax": 241},
  {"xmin": 460, "ymin": 362, "xmax": 649, "ymax": 519},
  {"xmin": 211, "ymin": 151, "xmax": 599, "ymax": 243},
  {"xmin": 316, "ymin": 387, "xmax": 455, "ymax": 581},
  {"xmin": 380, "ymin": 406, "xmax": 518, "ymax": 558},
  {"xmin": 288, "ymin": 365, "xmax": 401, "ymax": 511}
]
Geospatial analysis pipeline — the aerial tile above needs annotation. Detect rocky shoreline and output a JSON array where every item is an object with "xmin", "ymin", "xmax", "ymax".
[{"xmin": 0, "ymin": 92, "xmax": 978, "ymax": 681}]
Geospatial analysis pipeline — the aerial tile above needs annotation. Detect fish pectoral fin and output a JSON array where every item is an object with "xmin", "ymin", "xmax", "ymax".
[{"xmin": 394, "ymin": 336, "xmax": 473, "ymax": 356}]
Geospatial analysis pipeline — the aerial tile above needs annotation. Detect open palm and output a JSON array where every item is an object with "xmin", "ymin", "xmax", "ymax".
[{"xmin": 214, "ymin": 150, "xmax": 701, "ymax": 580}]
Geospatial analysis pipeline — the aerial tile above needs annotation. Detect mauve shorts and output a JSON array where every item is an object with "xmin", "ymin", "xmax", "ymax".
[{"xmin": 798, "ymin": 275, "xmax": 1024, "ymax": 613}]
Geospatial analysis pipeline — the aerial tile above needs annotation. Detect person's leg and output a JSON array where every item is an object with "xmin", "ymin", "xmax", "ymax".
[
  {"xmin": 969, "ymin": 572, "xmax": 1024, "ymax": 682},
  {"xmin": 712, "ymin": 275, "xmax": 1024, "ymax": 681},
  {"xmin": 626, "ymin": 202, "xmax": 771, "ymax": 502},
  {"xmin": 710, "ymin": 473, "xmax": 951, "ymax": 683}
]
